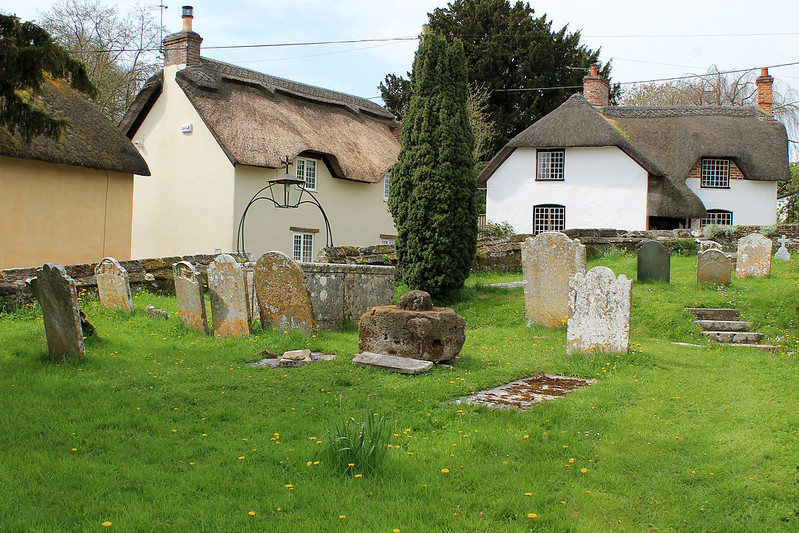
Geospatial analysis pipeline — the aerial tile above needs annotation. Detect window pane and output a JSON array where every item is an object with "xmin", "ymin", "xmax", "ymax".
[
  {"xmin": 384, "ymin": 174, "xmax": 391, "ymax": 201},
  {"xmin": 700, "ymin": 210, "xmax": 733, "ymax": 227},
  {"xmin": 302, "ymin": 233, "xmax": 313, "ymax": 262},
  {"xmin": 293, "ymin": 234, "xmax": 303, "ymax": 261},
  {"xmin": 536, "ymin": 150, "xmax": 564, "ymax": 181},
  {"xmin": 701, "ymin": 159, "xmax": 730, "ymax": 188},
  {"xmin": 533, "ymin": 205, "xmax": 565, "ymax": 234},
  {"xmin": 305, "ymin": 160, "xmax": 316, "ymax": 190}
]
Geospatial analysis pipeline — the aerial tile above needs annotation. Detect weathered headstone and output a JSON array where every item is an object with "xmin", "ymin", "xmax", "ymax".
[
  {"xmin": 698, "ymin": 240, "xmax": 722, "ymax": 253},
  {"xmin": 775, "ymin": 235, "xmax": 791, "ymax": 261},
  {"xmin": 697, "ymin": 249, "xmax": 732, "ymax": 285},
  {"xmin": 145, "ymin": 305, "xmax": 168, "ymax": 320},
  {"xmin": 521, "ymin": 232, "xmax": 586, "ymax": 328},
  {"xmin": 358, "ymin": 290, "xmax": 466, "ymax": 362},
  {"xmin": 173, "ymin": 261, "xmax": 209, "ymax": 334},
  {"xmin": 253, "ymin": 252, "xmax": 315, "ymax": 333},
  {"xmin": 637, "ymin": 240, "xmax": 670, "ymax": 282},
  {"xmin": 567, "ymin": 266, "xmax": 631, "ymax": 355},
  {"xmin": 27, "ymin": 263, "xmax": 85, "ymax": 359},
  {"xmin": 736, "ymin": 233, "xmax": 772, "ymax": 278},
  {"xmin": 95, "ymin": 257, "xmax": 133, "ymax": 314},
  {"xmin": 207, "ymin": 254, "xmax": 251, "ymax": 338}
]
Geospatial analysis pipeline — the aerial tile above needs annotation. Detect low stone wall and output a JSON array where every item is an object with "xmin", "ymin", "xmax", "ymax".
[{"xmin": 316, "ymin": 244, "xmax": 396, "ymax": 266}]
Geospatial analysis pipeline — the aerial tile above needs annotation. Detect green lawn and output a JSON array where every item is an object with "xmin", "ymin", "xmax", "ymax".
[{"xmin": 1, "ymin": 253, "xmax": 798, "ymax": 531}]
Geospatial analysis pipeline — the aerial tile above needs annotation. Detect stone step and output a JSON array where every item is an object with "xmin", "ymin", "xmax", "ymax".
[
  {"xmin": 703, "ymin": 331, "xmax": 763, "ymax": 344},
  {"xmin": 671, "ymin": 341, "xmax": 779, "ymax": 353},
  {"xmin": 352, "ymin": 352, "xmax": 434, "ymax": 374},
  {"xmin": 685, "ymin": 307, "xmax": 740, "ymax": 321},
  {"xmin": 694, "ymin": 320, "xmax": 752, "ymax": 332}
]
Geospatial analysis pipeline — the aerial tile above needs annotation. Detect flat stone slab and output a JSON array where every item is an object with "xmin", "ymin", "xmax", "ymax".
[
  {"xmin": 685, "ymin": 308, "xmax": 740, "ymax": 321},
  {"xmin": 670, "ymin": 341, "xmax": 779, "ymax": 353},
  {"xmin": 488, "ymin": 281, "xmax": 524, "ymax": 289},
  {"xmin": 456, "ymin": 374, "xmax": 596, "ymax": 411},
  {"xmin": 695, "ymin": 320, "xmax": 751, "ymax": 332},
  {"xmin": 352, "ymin": 352, "xmax": 434, "ymax": 374},
  {"xmin": 247, "ymin": 352, "xmax": 336, "ymax": 369},
  {"xmin": 703, "ymin": 331, "xmax": 763, "ymax": 343}
]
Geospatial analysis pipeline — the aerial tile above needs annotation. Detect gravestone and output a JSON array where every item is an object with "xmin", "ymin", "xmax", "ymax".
[
  {"xmin": 697, "ymin": 249, "xmax": 732, "ymax": 285},
  {"xmin": 637, "ymin": 240, "xmax": 670, "ymax": 282},
  {"xmin": 173, "ymin": 261, "xmax": 209, "ymax": 334},
  {"xmin": 145, "ymin": 305, "xmax": 168, "ymax": 320},
  {"xmin": 27, "ymin": 263, "xmax": 85, "ymax": 359},
  {"xmin": 567, "ymin": 266, "xmax": 631, "ymax": 355},
  {"xmin": 736, "ymin": 233, "xmax": 772, "ymax": 278},
  {"xmin": 698, "ymin": 240, "xmax": 722, "ymax": 253},
  {"xmin": 775, "ymin": 235, "xmax": 791, "ymax": 261},
  {"xmin": 207, "ymin": 254, "xmax": 251, "ymax": 338},
  {"xmin": 95, "ymin": 257, "xmax": 133, "ymax": 314},
  {"xmin": 253, "ymin": 252, "xmax": 315, "ymax": 333},
  {"xmin": 521, "ymin": 232, "xmax": 586, "ymax": 328}
]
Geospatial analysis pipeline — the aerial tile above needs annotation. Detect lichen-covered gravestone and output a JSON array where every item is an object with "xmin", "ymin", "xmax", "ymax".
[
  {"xmin": 775, "ymin": 235, "xmax": 791, "ymax": 261},
  {"xmin": 253, "ymin": 252, "xmax": 315, "ymax": 333},
  {"xmin": 567, "ymin": 266, "xmax": 631, "ymax": 355},
  {"xmin": 521, "ymin": 232, "xmax": 586, "ymax": 328},
  {"xmin": 736, "ymin": 233, "xmax": 772, "ymax": 278},
  {"xmin": 697, "ymin": 249, "xmax": 732, "ymax": 285},
  {"xmin": 95, "ymin": 257, "xmax": 133, "ymax": 314},
  {"xmin": 173, "ymin": 261, "xmax": 209, "ymax": 334},
  {"xmin": 27, "ymin": 263, "xmax": 85, "ymax": 359},
  {"xmin": 637, "ymin": 240, "xmax": 670, "ymax": 282},
  {"xmin": 207, "ymin": 254, "xmax": 251, "ymax": 338},
  {"xmin": 698, "ymin": 240, "xmax": 722, "ymax": 253}
]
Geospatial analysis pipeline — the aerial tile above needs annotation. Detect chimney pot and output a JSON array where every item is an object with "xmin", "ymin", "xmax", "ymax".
[
  {"xmin": 583, "ymin": 62, "xmax": 609, "ymax": 107},
  {"xmin": 756, "ymin": 67, "xmax": 774, "ymax": 116},
  {"xmin": 164, "ymin": 5, "xmax": 202, "ymax": 68},
  {"xmin": 590, "ymin": 63, "xmax": 598, "ymax": 76},
  {"xmin": 182, "ymin": 5, "xmax": 193, "ymax": 32}
]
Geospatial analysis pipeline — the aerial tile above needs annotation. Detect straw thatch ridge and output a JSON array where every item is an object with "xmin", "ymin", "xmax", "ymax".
[
  {"xmin": 118, "ymin": 71, "xmax": 162, "ymax": 138},
  {"xmin": 478, "ymin": 93, "xmax": 789, "ymax": 219},
  {"xmin": 1, "ymin": 79, "xmax": 150, "ymax": 176}
]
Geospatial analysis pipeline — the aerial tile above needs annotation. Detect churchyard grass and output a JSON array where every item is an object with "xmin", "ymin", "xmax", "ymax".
[{"xmin": 1, "ymin": 254, "xmax": 798, "ymax": 530}]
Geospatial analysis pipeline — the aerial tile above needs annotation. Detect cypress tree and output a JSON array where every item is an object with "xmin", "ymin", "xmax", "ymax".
[{"xmin": 388, "ymin": 32, "xmax": 477, "ymax": 300}]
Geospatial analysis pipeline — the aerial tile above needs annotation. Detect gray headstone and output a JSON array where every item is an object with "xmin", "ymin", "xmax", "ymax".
[
  {"xmin": 145, "ymin": 305, "xmax": 168, "ymax": 320},
  {"xmin": 28, "ymin": 263, "xmax": 85, "ymax": 359},
  {"xmin": 567, "ymin": 266, "xmax": 631, "ymax": 355},
  {"xmin": 352, "ymin": 352, "xmax": 434, "ymax": 374},
  {"xmin": 173, "ymin": 261, "xmax": 209, "ymax": 334},
  {"xmin": 775, "ymin": 235, "xmax": 791, "ymax": 262},
  {"xmin": 698, "ymin": 240, "xmax": 722, "ymax": 253},
  {"xmin": 95, "ymin": 257, "xmax": 133, "ymax": 314},
  {"xmin": 637, "ymin": 240, "xmax": 670, "ymax": 282},
  {"xmin": 697, "ymin": 249, "xmax": 732, "ymax": 285},
  {"xmin": 736, "ymin": 233, "xmax": 772, "ymax": 278},
  {"xmin": 253, "ymin": 252, "xmax": 315, "ymax": 333},
  {"xmin": 521, "ymin": 232, "xmax": 586, "ymax": 328},
  {"xmin": 207, "ymin": 254, "xmax": 251, "ymax": 338}
]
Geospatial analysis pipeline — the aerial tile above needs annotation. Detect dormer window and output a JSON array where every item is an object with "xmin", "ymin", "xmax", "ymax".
[
  {"xmin": 296, "ymin": 157, "xmax": 317, "ymax": 191},
  {"xmin": 700, "ymin": 158, "xmax": 730, "ymax": 188},
  {"xmin": 536, "ymin": 149, "xmax": 565, "ymax": 181}
]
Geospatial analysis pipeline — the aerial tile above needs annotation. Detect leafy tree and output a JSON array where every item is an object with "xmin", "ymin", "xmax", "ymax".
[
  {"xmin": 380, "ymin": 0, "xmax": 613, "ymax": 156},
  {"xmin": 39, "ymin": 0, "xmax": 163, "ymax": 122},
  {"xmin": 778, "ymin": 163, "xmax": 799, "ymax": 223},
  {"xmin": 388, "ymin": 32, "xmax": 477, "ymax": 300},
  {"xmin": 0, "ymin": 13, "xmax": 95, "ymax": 141}
]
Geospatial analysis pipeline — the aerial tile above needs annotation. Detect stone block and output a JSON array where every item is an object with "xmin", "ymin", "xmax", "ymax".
[{"xmin": 352, "ymin": 352, "xmax": 434, "ymax": 374}]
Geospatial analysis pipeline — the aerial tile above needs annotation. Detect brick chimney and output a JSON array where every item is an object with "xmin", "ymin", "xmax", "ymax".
[
  {"xmin": 756, "ymin": 67, "xmax": 773, "ymax": 115},
  {"xmin": 163, "ymin": 6, "xmax": 202, "ymax": 68},
  {"xmin": 582, "ymin": 62, "xmax": 609, "ymax": 107}
]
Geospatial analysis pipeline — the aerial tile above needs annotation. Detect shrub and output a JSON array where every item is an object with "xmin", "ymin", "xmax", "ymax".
[
  {"xmin": 664, "ymin": 238, "xmax": 698, "ymax": 255},
  {"xmin": 322, "ymin": 400, "xmax": 394, "ymax": 476},
  {"xmin": 480, "ymin": 220, "xmax": 515, "ymax": 238}
]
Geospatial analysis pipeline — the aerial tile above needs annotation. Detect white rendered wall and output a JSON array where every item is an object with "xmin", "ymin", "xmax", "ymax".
[
  {"xmin": 130, "ymin": 65, "xmax": 236, "ymax": 258},
  {"xmin": 685, "ymin": 178, "xmax": 778, "ymax": 226},
  {"xmin": 486, "ymin": 146, "xmax": 649, "ymax": 233}
]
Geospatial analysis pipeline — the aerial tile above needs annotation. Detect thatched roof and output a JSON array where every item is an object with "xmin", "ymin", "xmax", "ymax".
[
  {"xmin": 478, "ymin": 93, "xmax": 790, "ymax": 219},
  {"xmin": 120, "ymin": 58, "xmax": 400, "ymax": 183},
  {"xmin": 0, "ymin": 78, "xmax": 150, "ymax": 176}
]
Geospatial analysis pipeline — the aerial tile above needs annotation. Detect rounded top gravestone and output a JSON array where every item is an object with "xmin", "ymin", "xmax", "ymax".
[
  {"xmin": 637, "ymin": 240, "xmax": 670, "ymax": 283},
  {"xmin": 253, "ymin": 252, "xmax": 315, "ymax": 333}
]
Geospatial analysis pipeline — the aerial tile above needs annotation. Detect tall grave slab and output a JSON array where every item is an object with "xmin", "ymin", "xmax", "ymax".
[
  {"xmin": 736, "ymin": 233, "xmax": 772, "ymax": 278},
  {"xmin": 27, "ymin": 263, "xmax": 85, "ymax": 359},
  {"xmin": 95, "ymin": 257, "xmax": 133, "ymax": 314},
  {"xmin": 567, "ymin": 266, "xmax": 631, "ymax": 355},
  {"xmin": 637, "ymin": 240, "xmax": 670, "ymax": 282},
  {"xmin": 253, "ymin": 252, "xmax": 315, "ymax": 333},
  {"xmin": 207, "ymin": 254, "xmax": 251, "ymax": 338},
  {"xmin": 697, "ymin": 249, "xmax": 732, "ymax": 285},
  {"xmin": 521, "ymin": 232, "xmax": 586, "ymax": 328},
  {"xmin": 172, "ymin": 261, "xmax": 208, "ymax": 334}
]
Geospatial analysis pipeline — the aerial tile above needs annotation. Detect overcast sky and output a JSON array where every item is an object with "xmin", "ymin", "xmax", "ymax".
[{"xmin": 5, "ymin": 0, "xmax": 799, "ymax": 131}]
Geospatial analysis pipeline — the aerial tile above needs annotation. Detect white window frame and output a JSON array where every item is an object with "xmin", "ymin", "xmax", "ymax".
[
  {"xmin": 700, "ymin": 158, "xmax": 730, "ymax": 189},
  {"xmin": 383, "ymin": 173, "xmax": 391, "ymax": 202},
  {"xmin": 700, "ymin": 209, "xmax": 733, "ymax": 227},
  {"xmin": 536, "ymin": 149, "xmax": 565, "ymax": 181},
  {"xmin": 533, "ymin": 204, "xmax": 565, "ymax": 234},
  {"xmin": 292, "ymin": 232, "xmax": 314, "ymax": 262},
  {"xmin": 296, "ymin": 157, "xmax": 317, "ymax": 191}
]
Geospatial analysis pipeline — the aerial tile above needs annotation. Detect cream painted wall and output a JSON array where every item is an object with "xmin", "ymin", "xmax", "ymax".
[
  {"xmin": 486, "ymin": 146, "xmax": 649, "ymax": 233},
  {"xmin": 0, "ymin": 156, "xmax": 132, "ymax": 269},
  {"xmin": 234, "ymin": 162, "xmax": 396, "ymax": 259},
  {"xmin": 130, "ymin": 65, "xmax": 236, "ymax": 259},
  {"xmin": 685, "ymin": 177, "xmax": 778, "ymax": 226}
]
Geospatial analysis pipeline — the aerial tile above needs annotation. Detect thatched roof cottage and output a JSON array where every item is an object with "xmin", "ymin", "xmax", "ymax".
[
  {"xmin": 119, "ymin": 7, "xmax": 400, "ymax": 261},
  {"xmin": 0, "ymin": 78, "xmax": 150, "ymax": 269},
  {"xmin": 478, "ymin": 65, "xmax": 789, "ymax": 233}
]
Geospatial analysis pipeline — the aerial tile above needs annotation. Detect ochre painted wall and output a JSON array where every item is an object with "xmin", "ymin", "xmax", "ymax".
[{"xmin": 0, "ymin": 155, "xmax": 132, "ymax": 269}]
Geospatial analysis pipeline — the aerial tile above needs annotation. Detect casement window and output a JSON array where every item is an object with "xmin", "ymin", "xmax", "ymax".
[
  {"xmin": 536, "ymin": 149, "xmax": 565, "ymax": 181},
  {"xmin": 383, "ymin": 173, "xmax": 391, "ymax": 201},
  {"xmin": 380, "ymin": 233, "xmax": 396, "ymax": 245},
  {"xmin": 700, "ymin": 158, "xmax": 730, "ymax": 188},
  {"xmin": 292, "ymin": 232, "xmax": 314, "ymax": 262},
  {"xmin": 533, "ymin": 204, "xmax": 565, "ymax": 234},
  {"xmin": 700, "ymin": 209, "xmax": 733, "ymax": 227},
  {"xmin": 296, "ymin": 157, "xmax": 317, "ymax": 191}
]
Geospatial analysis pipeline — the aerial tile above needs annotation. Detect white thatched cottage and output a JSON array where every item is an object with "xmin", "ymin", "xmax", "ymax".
[
  {"xmin": 119, "ymin": 8, "xmax": 399, "ymax": 261},
  {"xmin": 478, "ymin": 65, "xmax": 790, "ymax": 233}
]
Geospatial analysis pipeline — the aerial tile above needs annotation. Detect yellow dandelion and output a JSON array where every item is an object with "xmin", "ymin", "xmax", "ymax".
[
  {"xmin": 441, "ymin": 468, "xmax": 450, "ymax": 474},
  {"xmin": 306, "ymin": 461, "xmax": 312, "ymax": 466},
  {"xmin": 348, "ymin": 463, "xmax": 355, "ymax": 467},
  {"xmin": 569, "ymin": 458, "xmax": 575, "ymax": 463},
  {"xmin": 237, "ymin": 456, "xmax": 245, "ymax": 460},
  {"xmin": 339, "ymin": 515, "xmax": 346, "ymax": 519},
  {"xmin": 71, "ymin": 448, "xmax": 77, "ymax": 452},
  {"xmin": 285, "ymin": 484, "xmax": 293, "ymax": 489},
  {"xmin": 528, "ymin": 513, "xmax": 538, "ymax": 519},
  {"xmin": 355, "ymin": 474, "xmax": 363, "ymax": 479},
  {"xmin": 248, "ymin": 511, "xmax": 255, "ymax": 516},
  {"xmin": 581, "ymin": 468, "xmax": 588, "ymax": 473},
  {"xmin": 524, "ymin": 492, "xmax": 532, "ymax": 496},
  {"xmin": 102, "ymin": 521, "xmax": 112, "ymax": 527}
]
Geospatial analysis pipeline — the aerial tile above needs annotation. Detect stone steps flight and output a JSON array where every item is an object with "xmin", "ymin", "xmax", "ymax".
[{"xmin": 685, "ymin": 307, "xmax": 778, "ymax": 353}]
